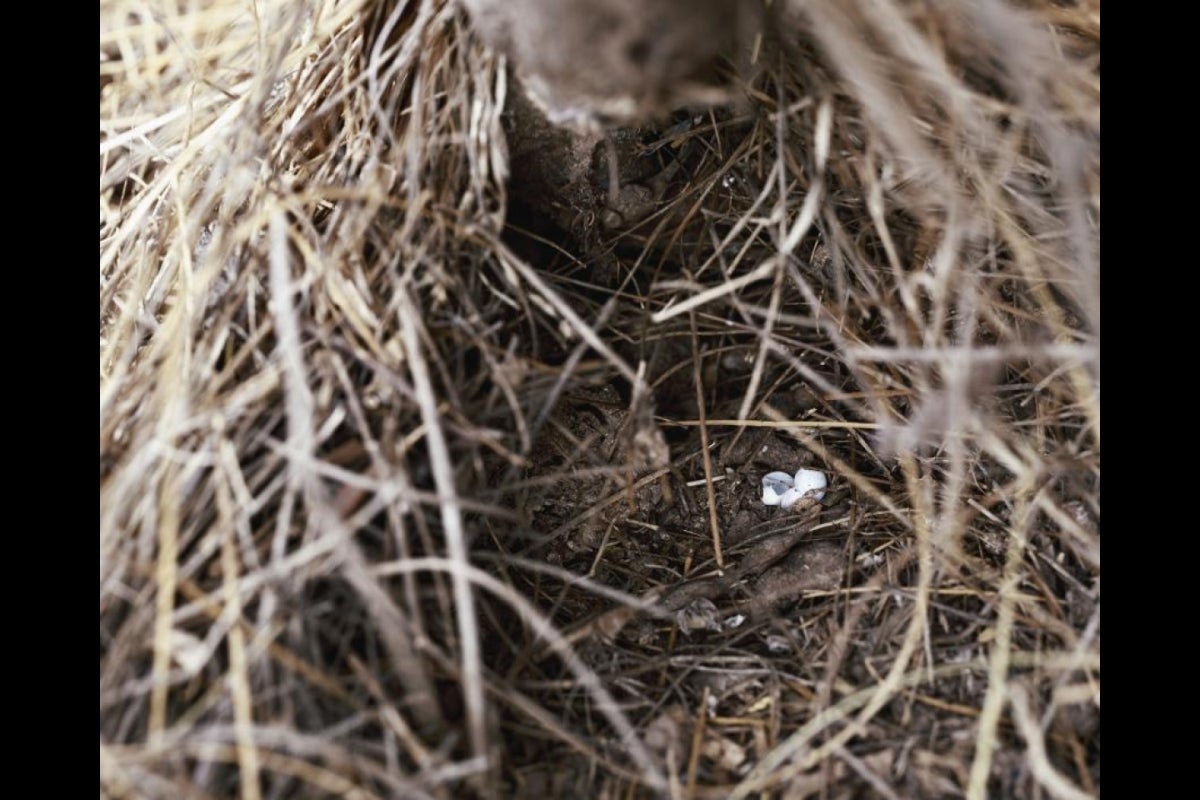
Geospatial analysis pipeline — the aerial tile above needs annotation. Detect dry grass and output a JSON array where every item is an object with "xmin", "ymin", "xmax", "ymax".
[{"xmin": 100, "ymin": 1, "xmax": 1099, "ymax": 797}]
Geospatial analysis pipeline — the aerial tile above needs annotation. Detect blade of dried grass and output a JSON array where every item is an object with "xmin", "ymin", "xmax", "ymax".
[
  {"xmin": 1009, "ymin": 684, "xmax": 1094, "ymax": 800},
  {"xmin": 651, "ymin": 258, "xmax": 776, "ymax": 324},
  {"xmin": 966, "ymin": 488, "xmax": 1032, "ymax": 799},
  {"xmin": 689, "ymin": 306, "xmax": 725, "ymax": 571},
  {"xmin": 148, "ymin": 441, "xmax": 182, "ymax": 747},
  {"xmin": 218, "ymin": 479, "xmax": 263, "ymax": 800},
  {"xmin": 397, "ymin": 287, "xmax": 489, "ymax": 769}
]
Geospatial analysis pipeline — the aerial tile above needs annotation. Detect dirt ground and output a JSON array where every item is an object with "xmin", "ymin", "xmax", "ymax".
[{"xmin": 101, "ymin": 2, "xmax": 1100, "ymax": 798}]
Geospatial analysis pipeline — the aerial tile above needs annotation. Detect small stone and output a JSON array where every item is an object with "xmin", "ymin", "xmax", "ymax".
[{"xmin": 676, "ymin": 597, "xmax": 721, "ymax": 635}]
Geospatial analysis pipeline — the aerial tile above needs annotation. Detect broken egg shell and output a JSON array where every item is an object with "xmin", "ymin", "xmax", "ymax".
[
  {"xmin": 761, "ymin": 471, "xmax": 794, "ymax": 506},
  {"xmin": 723, "ymin": 613, "xmax": 747, "ymax": 629},
  {"xmin": 791, "ymin": 468, "xmax": 827, "ymax": 502},
  {"xmin": 778, "ymin": 487, "xmax": 805, "ymax": 509}
]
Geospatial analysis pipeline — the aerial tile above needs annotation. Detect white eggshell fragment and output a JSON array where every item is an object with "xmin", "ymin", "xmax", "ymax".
[
  {"xmin": 778, "ymin": 487, "xmax": 804, "ymax": 509},
  {"xmin": 761, "ymin": 471, "xmax": 795, "ymax": 506},
  {"xmin": 791, "ymin": 468, "xmax": 828, "ymax": 502}
]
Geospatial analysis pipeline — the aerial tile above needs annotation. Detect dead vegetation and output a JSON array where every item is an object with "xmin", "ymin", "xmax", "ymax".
[{"xmin": 100, "ymin": 1, "xmax": 1100, "ymax": 797}]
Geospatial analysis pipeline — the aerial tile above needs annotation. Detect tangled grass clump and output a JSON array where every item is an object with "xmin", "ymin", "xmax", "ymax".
[{"xmin": 101, "ymin": 1, "xmax": 1099, "ymax": 797}]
